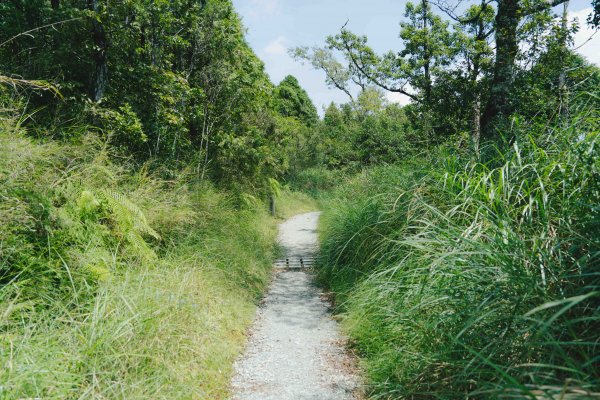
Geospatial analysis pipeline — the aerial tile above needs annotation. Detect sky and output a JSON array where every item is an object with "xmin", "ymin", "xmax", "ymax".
[{"xmin": 231, "ymin": 0, "xmax": 599, "ymax": 113}]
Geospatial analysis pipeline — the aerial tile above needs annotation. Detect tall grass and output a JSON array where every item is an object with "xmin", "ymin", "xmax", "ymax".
[
  {"xmin": 0, "ymin": 116, "xmax": 278, "ymax": 398},
  {"xmin": 288, "ymin": 166, "xmax": 349, "ymax": 197},
  {"xmin": 317, "ymin": 112, "xmax": 599, "ymax": 398},
  {"xmin": 274, "ymin": 189, "xmax": 319, "ymax": 219}
]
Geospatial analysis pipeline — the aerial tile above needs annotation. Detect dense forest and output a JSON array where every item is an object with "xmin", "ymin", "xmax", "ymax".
[{"xmin": 0, "ymin": 0, "xmax": 598, "ymax": 398}]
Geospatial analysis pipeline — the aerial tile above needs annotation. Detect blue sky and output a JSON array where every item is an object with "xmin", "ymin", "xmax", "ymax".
[{"xmin": 232, "ymin": 0, "xmax": 598, "ymax": 112}]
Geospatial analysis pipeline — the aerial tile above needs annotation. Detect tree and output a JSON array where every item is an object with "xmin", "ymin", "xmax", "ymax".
[
  {"xmin": 88, "ymin": 0, "xmax": 107, "ymax": 101},
  {"xmin": 296, "ymin": 0, "xmax": 590, "ymax": 149},
  {"xmin": 294, "ymin": 0, "xmax": 450, "ymax": 111},
  {"xmin": 293, "ymin": 1, "xmax": 455, "ymax": 142},
  {"xmin": 274, "ymin": 75, "xmax": 318, "ymax": 126},
  {"xmin": 398, "ymin": 0, "xmax": 454, "ymax": 105},
  {"xmin": 447, "ymin": 3, "xmax": 495, "ymax": 153},
  {"xmin": 589, "ymin": 0, "xmax": 600, "ymax": 26},
  {"xmin": 291, "ymin": 46, "xmax": 359, "ymax": 101},
  {"xmin": 480, "ymin": 0, "xmax": 570, "ymax": 139},
  {"xmin": 0, "ymin": 0, "xmax": 295, "ymax": 186}
]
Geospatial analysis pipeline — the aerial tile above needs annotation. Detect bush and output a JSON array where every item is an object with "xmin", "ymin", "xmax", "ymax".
[{"xmin": 288, "ymin": 166, "xmax": 348, "ymax": 196}]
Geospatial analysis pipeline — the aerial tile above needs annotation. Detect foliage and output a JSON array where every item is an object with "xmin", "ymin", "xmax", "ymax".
[
  {"xmin": 287, "ymin": 166, "xmax": 348, "ymax": 197},
  {"xmin": 2, "ymin": 1, "xmax": 600, "ymax": 398},
  {"xmin": 0, "ymin": 114, "xmax": 278, "ymax": 398},
  {"xmin": 0, "ymin": 3, "xmax": 320, "ymax": 395},
  {"xmin": 274, "ymin": 75, "xmax": 318, "ymax": 127},
  {"xmin": 514, "ymin": 51, "xmax": 600, "ymax": 121},
  {"xmin": 316, "ymin": 111, "xmax": 600, "ymax": 398},
  {"xmin": 273, "ymin": 189, "xmax": 319, "ymax": 220},
  {"xmin": 0, "ymin": 0, "xmax": 312, "ymax": 186},
  {"xmin": 295, "ymin": 0, "xmax": 598, "ymax": 148},
  {"xmin": 308, "ymin": 93, "xmax": 417, "ymax": 170}
]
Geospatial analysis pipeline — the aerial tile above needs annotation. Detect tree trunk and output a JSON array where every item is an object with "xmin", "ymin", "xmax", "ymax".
[
  {"xmin": 471, "ymin": 93, "xmax": 481, "ymax": 157},
  {"xmin": 88, "ymin": 0, "xmax": 108, "ymax": 102},
  {"xmin": 480, "ymin": 0, "xmax": 519, "ymax": 140},
  {"xmin": 422, "ymin": 0, "xmax": 432, "ymax": 105},
  {"xmin": 558, "ymin": 0, "xmax": 569, "ymax": 120}
]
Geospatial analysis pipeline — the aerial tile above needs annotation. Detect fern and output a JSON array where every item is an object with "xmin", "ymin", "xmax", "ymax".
[
  {"xmin": 268, "ymin": 177, "xmax": 282, "ymax": 198},
  {"xmin": 240, "ymin": 192, "xmax": 260, "ymax": 208},
  {"xmin": 125, "ymin": 229, "xmax": 158, "ymax": 261},
  {"xmin": 74, "ymin": 189, "xmax": 161, "ymax": 262},
  {"xmin": 101, "ymin": 190, "xmax": 160, "ymax": 240}
]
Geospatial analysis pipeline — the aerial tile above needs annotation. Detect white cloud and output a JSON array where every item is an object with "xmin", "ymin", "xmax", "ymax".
[
  {"xmin": 263, "ymin": 36, "xmax": 288, "ymax": 56},
  {"xmin": 247, "ymin": 0, "xmax": 281, "ymax": 19},
  {"xmin": 385, "ymin": 91, "xmax": 412, "ymax": 106},
  {"xmin": 569, "ymin": 8, "xmax": 599, "ymax": 65}
]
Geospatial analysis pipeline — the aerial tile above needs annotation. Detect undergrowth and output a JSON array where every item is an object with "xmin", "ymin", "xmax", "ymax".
[
  {"xmin": 0, "ymin": 116, "xmax": 277, "ymax": 399},
  {"xmin": 274, "ymin": 189, "xmax": 319, "ymax": 220},
  {"xmin": 317, "ymin": 112, "xmax": 600, "ymax": 398}
]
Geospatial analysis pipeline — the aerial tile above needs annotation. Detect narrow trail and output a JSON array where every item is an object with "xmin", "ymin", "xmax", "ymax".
[{"xmin": 230, "ymin": 212, "xmax": 361, "ymax": 400}]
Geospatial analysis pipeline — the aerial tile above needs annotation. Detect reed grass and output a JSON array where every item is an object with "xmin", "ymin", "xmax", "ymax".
[{"xmin": 317, "ymin": 111, "xmax": 599, "ymax": 398}]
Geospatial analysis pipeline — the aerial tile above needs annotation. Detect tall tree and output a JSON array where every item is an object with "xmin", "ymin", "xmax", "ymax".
[
  {"xmin": 274, "ymin": 75, "xmax": 318, "ymax": 126},
  {"xmin": 453, "ymin": 2, "xmax": 495, "ymax": 152},
  {"xmin": 88, "ymin": 0, "xmax": 107, "ymax": 101},
  {"xmin": 480, "ymin": 0, "xmax": 569, "ymax": 139},
  {"xmin": 558, "ymin": 0, "xmax": 570, "ymax": 120},
  {"xmin": 0, "ymin": 0, "xmax": 292, "ymax": 184},
  {"xmin": 293, "ymin": 1, "xmax": 455, "ymax": 140}
]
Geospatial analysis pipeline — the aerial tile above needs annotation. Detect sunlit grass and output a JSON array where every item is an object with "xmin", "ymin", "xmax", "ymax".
[
  {"xmin": 317, "ymin": 112, "xmax": 599, "ymax": 398},
  {"xmin": 0, "ymin": 120, "xmax": 279, "ymax": 399},
  {"xmin": 274, "ymin": 189, "xmax": 319, "ymax": 220}
]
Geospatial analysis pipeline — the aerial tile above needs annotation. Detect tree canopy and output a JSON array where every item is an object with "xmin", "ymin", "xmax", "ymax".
[
  {"xmin": 0, "ymin": 0, "xmax": 316, "ymax": 186},
  {"xmin": 294, "ymin": 0, "xmax": 599, "ymax": 152},
  {"xmin": 274, "ymin": 75, "xmax": 318, "ymax": 127}
]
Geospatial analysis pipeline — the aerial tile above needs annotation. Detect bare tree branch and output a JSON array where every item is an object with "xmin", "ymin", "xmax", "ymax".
[
  {"xmin": 337, "ymin": 34, "xmax": 420, "ymax": 102},
  {"xmin": 0, "ymin": 17, "xmax": 82, "ymax": 48}
]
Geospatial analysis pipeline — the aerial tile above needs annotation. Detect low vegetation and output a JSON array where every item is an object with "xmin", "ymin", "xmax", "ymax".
[
  {"xmin": 0, "ymin": 2, "xmax": 317, "ymax": 396},
  {"xmin": 0, "ymin": 118, "xmax": 278, "ymax": 398},
  {"xmin": 316, "ymin": 112, "xmax": 599, "ymax": 398},
  {"xmin": 274, "ymin": 189, "xmax": 319, "ymax": 220}
]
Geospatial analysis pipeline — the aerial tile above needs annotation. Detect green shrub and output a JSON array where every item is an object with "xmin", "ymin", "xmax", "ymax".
[
  {"xmin": 288, "ymin": 166, "xmax": 348, "ymax": 196},
  {"xmin": 0, "ymin": 125, "xmax": 158, "ymax": 302}
]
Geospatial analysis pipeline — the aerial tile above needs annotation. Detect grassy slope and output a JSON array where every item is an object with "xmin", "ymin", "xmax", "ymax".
[
  {"xmin": 0, "ymin": 120, "xmax": 279, "ymax": 398},
  {"xmin": 316, "ymin": 118, "xmax": 599, "ymax": 398},
  {"xmin": 274, "ymin": 189, "xmax": 319, "ymax": 220}
]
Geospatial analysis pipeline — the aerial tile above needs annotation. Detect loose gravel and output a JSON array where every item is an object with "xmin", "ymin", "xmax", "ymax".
[{"xmin": 230, "ymin": 212, "xmax": 361, "ymax": 400}]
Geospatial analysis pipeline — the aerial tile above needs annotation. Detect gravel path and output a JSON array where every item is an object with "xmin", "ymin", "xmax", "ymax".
[{"xmin": 230, "ymin": 212, "xmax": 361, "ymax": 400}]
